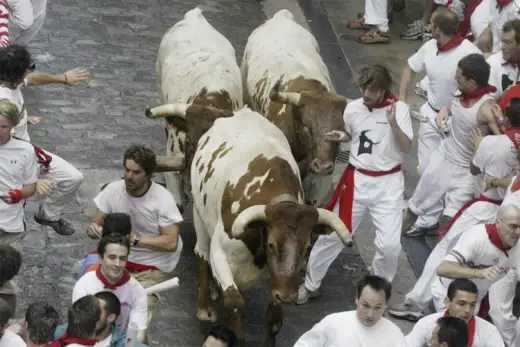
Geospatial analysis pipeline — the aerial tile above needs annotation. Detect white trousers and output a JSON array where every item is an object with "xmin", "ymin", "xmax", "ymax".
[
  {"xmin": 405, "ymin": 201, "xmax": 500, "ymax": 308},
  {"xmin": 364, "ymin": 0, "xmax": 389, "ymax": 31},
  {"xmin": 31, "ymin": 151, "xmax": 84, "ymax": 221},
  {"xmin": 304, "ymin": 171, "xmax": 404, "ymax": 291},
  {"xmin": 6, "ymin": 0, "xmax": 47, "ymax": 45},
  {"xmin": 489, "ymin": 269, "xmax": 520, "ymax": 347}
]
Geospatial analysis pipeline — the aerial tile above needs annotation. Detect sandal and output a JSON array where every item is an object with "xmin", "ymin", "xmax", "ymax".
[
  {"xmin": 346, "ymin": 17, "xmax": 371, "ymax": 30},
  {"xmin": 356, "ymin": 29, "xmax": 390, "ymax": 44}
]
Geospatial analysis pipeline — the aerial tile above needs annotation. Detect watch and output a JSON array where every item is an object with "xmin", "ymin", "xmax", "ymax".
[{"xmin": 132, "ymin": 234, "xmax": 140, "ymax": 246}]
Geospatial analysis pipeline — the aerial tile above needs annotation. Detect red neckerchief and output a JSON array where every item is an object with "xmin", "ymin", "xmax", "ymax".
[
  {"xmin": 367, "ymin": 92, "xmax": 398, "ymax": 111},
  {"xmin": 502, "ymin": 60, "xmax": 517, "ymax": 68},
  {"xmin": 497, "ymin": 0, "xmax": 513, "ymax": 7},
  {"xmin": 458, "ymin": 0, "xmax": 483, "ymax": 37},
  {"xmin": 457, "ymin": 85, "xmax": 497, "ymax": 102},
  {"xmin": 95, "ymin": 266, "xmax": 130, "ymax": 289},
  {"xmin": 437, "ymin": 35, "xmax": 465, "ymax": 54},
  {"xmin": 44, "ymin": 333, "xmax": 97, "ymax": 346},
  {"xmin": 443, "ymin": 312, "xmax": 475, "ymax": 347},
  {"xmin": 504, "ymin": 127, "xmax": 520, "ymax": 149},
  {"xmin": 33, "ymin": 145, "xmax": 52, "ymax": 172},
  {"xmin": 485, "ymin": 223, "xmax": 511, "ymax": 255}
]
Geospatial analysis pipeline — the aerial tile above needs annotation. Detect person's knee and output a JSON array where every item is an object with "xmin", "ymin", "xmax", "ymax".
[{"xmin": 67, "ymin": 169, "xmax": 84, "ymax": 189}]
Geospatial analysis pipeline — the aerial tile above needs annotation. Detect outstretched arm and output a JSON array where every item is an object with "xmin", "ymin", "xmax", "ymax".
[{"xmin": 26, "ymin": 68, "xmax": 89, "ymax": 86}]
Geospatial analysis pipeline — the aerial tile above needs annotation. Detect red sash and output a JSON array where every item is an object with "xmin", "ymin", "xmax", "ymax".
[
  {"xmin": 443, "ymin": 311, "xmax": 476, "ymax": 346},
  {"xmin": 324, "ymin": 164, "xmax": 401, "ymax": 231}
]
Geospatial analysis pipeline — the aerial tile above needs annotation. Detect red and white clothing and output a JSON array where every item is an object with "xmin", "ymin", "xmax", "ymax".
[
  {"xmin": 44, "ymin": 334, "xmax": 98, "ymax": 347},
  {"xmin": 0, "ymin": 330, "xmax": 27, "ymax": 347},
  {"xmin": 5, "ymin": 0, "xmax": 48, "ymax": 46},
  {"xmin": 72, "ymin": 269, "xmax": 148, "ymax": 331},
  {"xmin": 488, "ymin": 51, "xmax": 519, "ymax": 99},
  {"xmin": 431, "ymin": 224, "xmax": 519, "ymax": 313},
  {"xmin": 490, "ymin": 0, "xmax": 520, "ymax": 54},
  {"xmin": 405, "ymin": 311, "xmax": 505, "ymax": 347},
  {"xmin": 293, "ymin": 310, "xmax": 406, "ymax": 347},
  {"xmin": 303, "ymin": 96, "xmax": 412, "ymax": 290},
  {"xmin": 0, "ymin": 1, "xmax": 9, "ymax": 47}
]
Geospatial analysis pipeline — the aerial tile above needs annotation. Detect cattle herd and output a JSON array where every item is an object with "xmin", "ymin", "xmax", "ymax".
[{"xmin": 143, "ymin": 7, "xmax": 353, "ymax": 346}]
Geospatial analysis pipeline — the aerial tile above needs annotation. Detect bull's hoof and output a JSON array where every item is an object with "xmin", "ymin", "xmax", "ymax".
[{"xmin": 196, "ymin": 307, "xmax": 218, "ymax": 323}]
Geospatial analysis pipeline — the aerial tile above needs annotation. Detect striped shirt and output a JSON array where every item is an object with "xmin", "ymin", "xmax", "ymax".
[{"xmin": 0, "ymin": 1, "xmax": 8, "ymax": 47}]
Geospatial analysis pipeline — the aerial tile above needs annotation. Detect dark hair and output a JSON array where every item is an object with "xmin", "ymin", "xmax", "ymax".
[
  {"xmin": 95, "ymin": 291, "xmax": 121, "ymax": 318},
  {"xmin": 432, "ymin": 7, "xmax": 459, "ymax": 36},
  {"xmin": 356, "ymin": 275, "xmax": 392, "ymax": 302},
  {"xmin": 436, "ymin": 316, "xmax": 469, "ymax": 347},
  {"xmin": 25, "ymin": 302, "xmax": 60, "ymax": 344},
  {"xmin": 102, "ymin": 213, "xmax": 132, "ymax": 236},
  {"xmin": 447, "ymin": 279, "xmax": 478, "ymax": 300},
  {"xmin": 97, "ymin": 233, "xmax": 130, "ymax": 257},
  {"xmin": 123, "ymin": 145, "xmax": 156, "ymax": 176},
  {"xmin": 458, "ymin": 54, "xmax": 491, "ymax": 88},
  {"xmin": 0, "ymin": 45, "xmax": 35, "ymax": 84},
  {"xmin": 503, "ymin": 19, "xmax": 520, "ymax": 44},
  {"xmin": 506, "ymin": 98, "xmax": 520, "ymax": 127},
  {"xmin": 67, "ymin": 295, "xmax": 101, "ymax": 339},
  {"xmin": 354, "ymin": 64, "xmax": 393, "ymax": 93},
  {"xmin": 0, "ymin": 245, "xmax": 22, "ymax": 286},
  {"xmin": 0, "ymin": 298, "xmax": 11, "ymax": 325},
  {"xmin": 205, "ymin": 325, "xmax": 239, "ymax": 347}
]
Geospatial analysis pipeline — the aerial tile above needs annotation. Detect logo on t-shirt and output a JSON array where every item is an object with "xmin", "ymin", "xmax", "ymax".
[{"xmin": 358, "ymin": 130, "xmax": 380, "ymax": 156}]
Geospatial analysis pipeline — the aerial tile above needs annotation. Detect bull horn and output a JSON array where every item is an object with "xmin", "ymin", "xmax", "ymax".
[
  {"xmin": 145, "ymin": 104, "xmax": 189, "ymax": 119},
  {"xmin": 316, "ymin": 208, "xmax": 353, "ymax": 247},
  {"xmin": 231, "ymin": 205, "xmax": 267, "ymax": 237},
  {"xmin": 269, "ymin": 79, "xmax": 301, "ymax": 106},
  {"xmin": 154, "ymin": 155, "xmax": 185, "ymax": 172}
]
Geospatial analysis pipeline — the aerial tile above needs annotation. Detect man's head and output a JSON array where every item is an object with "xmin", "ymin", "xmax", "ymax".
[
  {"xmin": 123, "ymin": 145, "xmax": 156, "ymax": 194},
  {"xmin": 502, "ymin": 19, "xmax": 520, "ymax": 62},
  {"xmin": 102, "ymin": 213, "xmax": 132, "ymax": 237},
  {"xmin": 444, "ymin": 279, "xmax": 478, "ymax": 322},
  {"xmin": 94, "ymin": 292, "xmax": 120, "ymax": 336},
  {"xmin": 24, "ymin": 302, "xmax": 60, "ymax": 345},
  {"xmin": 0, "ymin": 45, "xmax": 35, "ymax": 89},
  {"xmin": 68, "ymin": 295, "xmax": 102, "ymax": 340},
  {"xmin": 97, "ymin": 233, "xmax": 130, "ymax": 282},
  {"xmin": 355, "ymin": 275, "xmax": 391, "ymax": 327},
  {"xmin": 354, "ymin": 64, "xmax": 393, "ymax": 109},
  {"xmin": 0, "ymin": 298, "xmax": 11, "ymax": 334},
  {"xmin": 0, "ymin": 99, "xmax": 20, "ymax": 144},
  {"xmin": 432, "ymin": 316, "xmax": 469, "ymax": 347},
  {"xmin": 430, "ymin": 7, "xmax": 459, "ymax": 41},
  {"xmin": 203, "ymin": 325, "xmax": 238, "ymax": 347},
  {"xmin": 504, "ymin": 98, "xmax": 520, "ymax": 128},
  {"xmin": 0, "ymin": 245, "xmax": 22, "ymax": 288},
  {"xmin": 496, "ymin": 204, "xmax": 520, "ymax": 248},
  {"xmin": 456, "ymin": 54, "xmax": 491, "ymax": 93}
]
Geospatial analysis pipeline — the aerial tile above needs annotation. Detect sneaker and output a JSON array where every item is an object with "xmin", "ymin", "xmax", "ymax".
[
  {"xmin": 34, "ymin": 210, "xmax": 76, "ymax": 236},
  {"xmin": 404, "ymin": 222, "xmax": 439, "ymax": 237},
  {"xmin": 414, "ymin": 82, "xmax": 428, "ymax": 99},
  {"xmin": 421, "ymin": 32, "xmax": 433, "ymax": 43},
  {"xmin": 400, "ymin": 21, "xmax": 426, "ymax": 40},
  {"xmin": 295, "ymin": 284, "xmax": 320, "ymax": 305},
  {"xmin": 388, "ymin": 302, "xmax": 426, "ymax": 322}
]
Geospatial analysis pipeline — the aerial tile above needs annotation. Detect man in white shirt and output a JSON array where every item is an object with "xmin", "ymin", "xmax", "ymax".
[
  {"xmin": 399, "ymin": 7, "xmax": 482, "ymax": 236},
  {"xmin": 431, "ymin": 316, "xmax": 469, "ymax": 347},
  {"xmin": 0, "ymin": 298, "xmax": 25, "ymax": 347},
  {"xmin": 296, "ymin": 64, "xmax": 413, "ymax": 304},
  {"xmin": 5, "ymin": 0, "xmax": 46, "ymax": 46},
  {"xmin": 73, "ymin": 233, "xmax": 147, "ymax": 343},
  {"xmin": 86, "ymin": 145, "xmax": 183, "ymax": 325},
  {"xmin": 405, "ymin": 279, "xmax": 505, "ymax": 346},
  {"xmin": 202, "ymin": 325, "xmax": 239, "ymax": 347},
  {"xmin": 474, "ymin": 0, "xmax": 520, "ymax": 54},
  {"xmin": 21, "ymin": 302, "xmax": 59, "ymax": 347},
  {"xmin": 293, "ymin": 275, "xmax": 406, "ymax": 347}
]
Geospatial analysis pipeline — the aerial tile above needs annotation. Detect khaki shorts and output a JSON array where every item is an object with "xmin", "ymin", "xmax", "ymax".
[
  {"xmin": 0, "ymin": 231, "xmax": 23, "ymax": 296},
  {"xmin": 128, "ymin": 269, "xmax": 169, "ymax": 326}
]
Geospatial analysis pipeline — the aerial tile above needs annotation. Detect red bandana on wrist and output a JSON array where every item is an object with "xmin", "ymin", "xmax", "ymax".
[
  {"xmin": 437, "ymin": 35, "xmax": 465, "ymax": 54},
  {"xmin": 367, "ymin": 92, "xmax": 398, "ymax": 111},
  {"xmin": 44, "ymin": 333, "xmax": 97, "ymax": 346},
  {"xmin": 457, "ymin": 85, "xmax": 497, "ymax": 102},
  {"xmin": 485, "ymin": 223, "xmax": 511, "ymax": 255},
  {"xmin": 95, "ymin": 267, "xmax": 130, "ymax": 289},
  {"xmin": 443, "ymin": 311, "xmax": 475, "ymax": 347}
]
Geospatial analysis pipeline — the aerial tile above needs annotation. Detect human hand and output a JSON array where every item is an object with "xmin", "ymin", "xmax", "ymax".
[
  {"xmin": 36, "ymin": 179, "xmax": 53, "ymax": 196},
  {"xmin": 64, "ymin": 68, "xmax": 89, "ymax": 85},
  {"xmin": 475, "ymin": 267, "xmax": 504, "ymax": 280},
  {"xmin": 324, "ymin": 130, "xmax": 349, "ymax": 142},
  {"xmin": 86, "ymin": 223, "xmax": 103, "ymax": 239}
]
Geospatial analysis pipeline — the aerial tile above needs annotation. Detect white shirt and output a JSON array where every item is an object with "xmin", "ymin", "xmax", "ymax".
[
  {"xmin": 345, "ymin": 99, "xmax": 413, "ymax": 171},
  {"xmin": 406, "ymin": 312, "xmax": 505, "ymax": 347},
  {"xmin": 488, "ymin": 51, "xmax": 519, "ymax": 98},
  {"xmin": 0, "ymin": 136, "xmax": 38, "ymax": 232},
  {"xmin": 72, "ymin": 271, "xmax": 148, "ymax": 331},
  {"xmin": 408, "ymin": 39, "xmax": 481, "ymax": 117},
  {"xmin": 293, "ymin": 310, "xmax": 406, "ymax": 347},
  {"xmin": 0, "ymin": 330, "xmax": 26, "ymax": 347},
  {"xmin": 503, "ymin": 175, "xmax": 520, "ymax": 206},
  {"xmin": 473, "ymin": 134, "xmax": 519, "ymax": 200},
  {"xmin": 0, "ymin": 80, "xmax": 30, "ymax": 141},
  {"xmin": 93, "ymin": 180, "xmax": 183, "ymax": 273},
  {"xmin": 94, "ymin": 334, "xmax": 112, "ymax": 347},
  {"xmin": 490, "ymin": 0, "xmax": 520, "ymax": 54}
]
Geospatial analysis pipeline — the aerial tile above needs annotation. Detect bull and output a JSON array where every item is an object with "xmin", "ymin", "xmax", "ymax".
[{"xmin": 145, "ymin": 7, "xmax": 243, "ymax": 212}]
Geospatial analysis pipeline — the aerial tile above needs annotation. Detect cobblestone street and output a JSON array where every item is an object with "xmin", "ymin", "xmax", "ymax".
[{"xmin": 16, "ymin": 0, "xmax": 367, "ymax": 346}]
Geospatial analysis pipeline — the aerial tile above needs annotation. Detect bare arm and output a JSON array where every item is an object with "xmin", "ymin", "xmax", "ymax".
[
  {"xmin": 437, "ymin": 260, "xmax": 476, "ymax": 279},
  {"xmin": 86, "ymin": 209, "xmax": 107, "ymax": 239},
  {"xmin": 399, "ymin": 65, "xmax": 416, "ymax": 102},
  {"xmin": 136, "ymin": 330, "xmax": 146, "ymax": 343},
  {"xmin": 26, "ymin": 68, "xmax": 89, "ymax": 87},
  {"xmin": 391, "ymin": 122, "xmax": 412, "ymax": 153},
  {"xmin": 21, "ymin": 182, "xmax": 36, "ymax": 198},
  {"xmin": 474, "ymin": 26, "xmax": 492, "ymax": 54},
  {"xmin": 477, "ymin": 100, "xmax": 504, "ymax": 135},
  {"xmin": 136, "ymin": 224, "xmax": 180, "ymax": 252}
]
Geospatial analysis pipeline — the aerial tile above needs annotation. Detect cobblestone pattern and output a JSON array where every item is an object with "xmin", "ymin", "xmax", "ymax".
[{"xmin": 16, "ymin": 0, "xmax": 366, "ymax": 346}]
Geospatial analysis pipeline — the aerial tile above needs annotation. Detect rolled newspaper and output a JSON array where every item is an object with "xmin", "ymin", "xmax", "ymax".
[{"xmin": 144, "ymin": 277, "xmax": 180, "ymax": 295}]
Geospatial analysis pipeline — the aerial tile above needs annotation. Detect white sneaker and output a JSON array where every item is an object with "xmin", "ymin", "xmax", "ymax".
[{"xmin": 295, "ymin": 284, "xmax": 320, "ymax": 305}]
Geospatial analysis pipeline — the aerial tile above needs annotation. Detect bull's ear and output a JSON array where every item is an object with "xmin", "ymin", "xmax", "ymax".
[{"xmin": 312, "ymin": 224, "xmax": 334, "ymax": 235}]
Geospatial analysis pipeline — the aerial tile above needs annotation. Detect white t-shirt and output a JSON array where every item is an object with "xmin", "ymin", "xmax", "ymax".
[
  {"xmin": 0, "ymin": 330, "xmax": 26, "ymax": 347},
  {"xmin": 94, "ymin": 334, "xmax": 112, "ymax": 347},
  {"xmin": 72, "ymin": 271, "xmax": 148, "ymax": 331},
  {"xmin": 503, "ymin": 175, "xmax": 520, "ymax": 206},
  {"xmin": 345, "ymin": 99, "xmax": 413, "ymax": 171},
  {"xmin": 488, "ymin": 51, "xmax": 519, "ymax": 99},
  {"xmin": 408, "ymin": 39, "xmax": 481, "ymax": 116},
  {"xmin": 406, "ymin": 312, "xmax": 505, "ymax": 347},
  {"xmin": 0, "ymin": 136, "xmax": 38, "ymax": 232},
  {"xmin": 490, "ymin": 0, "xmax": 520, "ymax": 54},
  {"xmin": 94, "ymin": 180, "xmax": 183, "ymax": 273},
  {"xmin": 473, "ymin": 134, "xmax": 519, "ymax": 200},
  {"xmin": 0, "ymin": 80, "xmax": 29, "ymax": 141},
  {"xmin": 293, "ymin": 310, "xmax": 406, "ymax": 347}
]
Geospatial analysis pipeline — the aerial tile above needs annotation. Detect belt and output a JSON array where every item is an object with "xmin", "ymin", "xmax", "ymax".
[{"xmin": 324, "ymin": 164, "xmax": 401, "ymax": 231}]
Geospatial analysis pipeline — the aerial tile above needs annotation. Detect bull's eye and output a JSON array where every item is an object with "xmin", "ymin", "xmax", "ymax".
[{"xmin": 268, "ymin": 242, "xmax": 276, "ymax": 254}]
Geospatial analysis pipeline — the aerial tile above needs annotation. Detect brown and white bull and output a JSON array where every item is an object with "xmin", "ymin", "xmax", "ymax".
[
  {"xmin": 145, "ymin": 7, "xmax": 243, "ymax": 212},
  {"xmin": 241, "ymin": 9, "xmax": 349, "ymax": 181},
  {"xmin": 187, "ymin": 106, "xmax": 352, "ymax": 346}
]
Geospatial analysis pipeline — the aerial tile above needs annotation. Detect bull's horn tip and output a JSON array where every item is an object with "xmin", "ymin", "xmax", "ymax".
[{"xmin": 145, "ymin": 107, "xmax": 153, "ymax": 118}]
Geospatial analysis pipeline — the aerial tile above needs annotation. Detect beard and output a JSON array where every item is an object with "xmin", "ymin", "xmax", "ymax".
[{"xmin": 95, "ymin": 321, "xmax": 110, "ymax": 336}]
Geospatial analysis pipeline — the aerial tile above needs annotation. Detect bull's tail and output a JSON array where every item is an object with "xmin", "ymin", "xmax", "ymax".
[{"xmin": 273, "ymin": 9, "xmax": 294, "ymax": 21}]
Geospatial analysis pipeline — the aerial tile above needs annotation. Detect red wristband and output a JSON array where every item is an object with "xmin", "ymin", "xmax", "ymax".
[{"xmin": 8, "ymin": 189, "xmax": 23, "ymax": 204}]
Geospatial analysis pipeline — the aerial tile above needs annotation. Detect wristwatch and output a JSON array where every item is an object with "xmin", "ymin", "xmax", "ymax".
[{"xmin": 133, "ymin": 234, "xmax": 141, "ymax": 246}]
